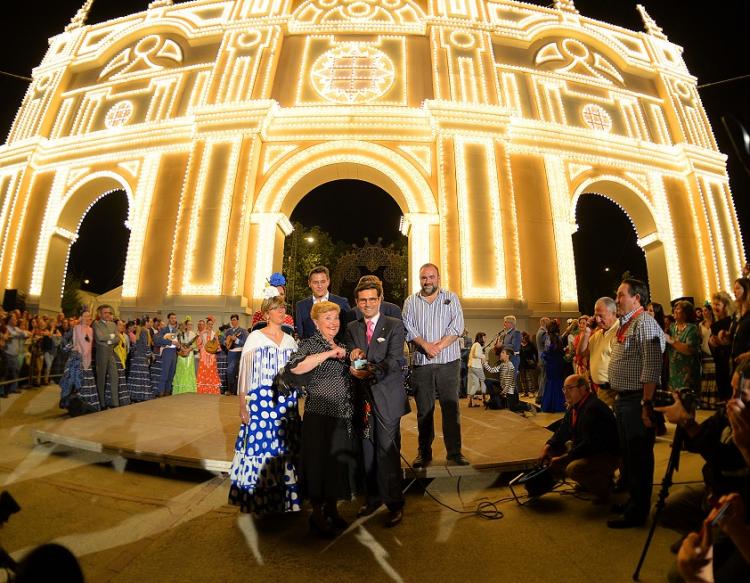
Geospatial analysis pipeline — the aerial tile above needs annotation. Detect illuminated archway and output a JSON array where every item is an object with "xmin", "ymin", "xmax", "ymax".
[
  {"xmin": 31, "ymin": 172, "xmax": 133, "ymax": 312},
  {"xmin": 569, "ymin": 174, "xmax": 679, "ymax": 306},
  {"xmin": 572, "ymin": 194, "xmax": 648, "ymax": 312},
  {"xmin": 248, "ymin": 140, "xmax": 438, "ymax": 301}
]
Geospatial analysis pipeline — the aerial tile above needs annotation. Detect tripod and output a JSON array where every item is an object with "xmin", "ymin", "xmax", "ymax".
[{"xmin": 632, "ymin": 393, "xmax": 696, "ymax": 581}]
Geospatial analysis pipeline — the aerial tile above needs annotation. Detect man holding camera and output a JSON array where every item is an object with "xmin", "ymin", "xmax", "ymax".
[
  {"xmin": 607, "ymin": 279, "xmax": 665, "ymax": 528},
  {"xmin": 347, "ymin": 279, "xmax": 409, "ymax": 527}
]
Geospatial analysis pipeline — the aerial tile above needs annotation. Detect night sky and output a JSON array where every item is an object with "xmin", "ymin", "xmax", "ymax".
[{"xmin": 1, "ymin": 1, "xmax": 747, "ymax": 302}]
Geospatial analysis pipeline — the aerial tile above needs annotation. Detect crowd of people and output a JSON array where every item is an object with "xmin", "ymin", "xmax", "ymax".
[
  {"xmin": 4, "ymin": 262, "xmax": 750, "ymax": 580},
  {"xmin": 0, "ymin": 306, "xmax": 248, "ymax": 408}
]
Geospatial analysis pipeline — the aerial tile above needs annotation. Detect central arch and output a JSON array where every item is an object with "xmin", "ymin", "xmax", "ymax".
[{"xmin": 249, "ymin": 140, "xmax": 438, "ymax": 302}]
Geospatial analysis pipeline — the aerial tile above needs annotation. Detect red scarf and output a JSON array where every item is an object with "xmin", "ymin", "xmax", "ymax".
[{"xmin": 616, "ymin": 307, "xmax": 644, "ymax": 344}]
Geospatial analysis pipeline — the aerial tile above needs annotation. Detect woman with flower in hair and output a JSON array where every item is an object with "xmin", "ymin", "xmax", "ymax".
[
  {"xmin": 196, "ymin": 316, "xmax": 222, "ymax": 394},
  {"xmin": 229, "ymin": 286, "xmax": 301, "ymax": 515},
  {"xmin": 251, "ymin": 272, "xmax": 295, "ymax": 333},
  {"xmin": 173, "ymin": 317, "xmax": 198, "ymax": 394}
]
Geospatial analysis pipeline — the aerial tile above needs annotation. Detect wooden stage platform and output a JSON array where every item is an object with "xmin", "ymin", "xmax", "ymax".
[{"xmin": 31, "ymin": 394, "xmax": 552, "ymax": 478}]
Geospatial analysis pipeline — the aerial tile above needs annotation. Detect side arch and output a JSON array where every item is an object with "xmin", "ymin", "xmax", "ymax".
[
  {"xmin": 571, "ymin": 173, "xmax": 679, "ymax": 305},
  {"xmin": 31, "ymin": 171, "xmax": 134, "ymax": 312}
]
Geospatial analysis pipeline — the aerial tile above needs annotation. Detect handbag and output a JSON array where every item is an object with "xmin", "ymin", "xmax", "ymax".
[{"xmin": 273, "ymin": 364, "xmax": 312, "ymax": 398}]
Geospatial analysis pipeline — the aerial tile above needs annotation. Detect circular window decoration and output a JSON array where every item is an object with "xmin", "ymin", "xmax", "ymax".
[
  {"xmin": 310, "ymin": 44, "xmax": 395, "ymax": 104},
  {"xmin": 104, "ymin": 101, "xmax": 134, "ymax": 129},
  {"xmin": 581, "ymin": 103, "xmax": 612, "ymax": 133}
]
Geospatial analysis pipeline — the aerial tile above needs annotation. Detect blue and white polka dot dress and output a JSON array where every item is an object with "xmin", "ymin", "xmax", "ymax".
[{"xmin": 229, "ymin": 331, "xmax": 301, "ymax": 515}]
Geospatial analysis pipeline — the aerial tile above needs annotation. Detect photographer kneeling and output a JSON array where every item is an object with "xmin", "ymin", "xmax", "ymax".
[
  {"xmin": 655, "ymin": 387, "xmax": 750, "ymax": 536},
  {"xmin": 539, "ymin": 374, "xmax": 620, "ymax": 502}
]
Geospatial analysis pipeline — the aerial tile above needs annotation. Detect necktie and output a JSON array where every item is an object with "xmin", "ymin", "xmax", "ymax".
[{"xmin": 366, "ymin": 320, "xmax": 375, "ymax": 345}]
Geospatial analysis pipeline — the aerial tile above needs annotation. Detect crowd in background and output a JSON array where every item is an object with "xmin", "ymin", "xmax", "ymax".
[
  {"xmin": 460, "ymin": 278, "xmax": 750, "ymax": 419},
  {"xmin": 0, "ymin": 307, "xmax": 243, "ymax": 408},
  {"xmin": 2, "ymin": 276, "xmax": 748, "ymax": 419}
]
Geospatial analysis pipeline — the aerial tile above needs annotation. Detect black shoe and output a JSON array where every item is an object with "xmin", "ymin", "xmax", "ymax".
[
  {"xmin": 607, "ymin": 517, "xmax": 646, "ymax": 529},
  {"xmin": 327, "ymin": 514, "xmax": 349, "ymax": 530},
  {"xmin": 357, "ymin": 502, "xmax": 382, "ymax": 517},
  {"xmin": 447, "ymin": 454, "xmax": 470, "ymax": 466},
  {"xmin": 385, "ymin": 509, "xmax": 403, "ymax": 528},
  {"xmin": 309, "ymin": 516, "xmax": 336, "ymax": 539},
  {"xmin": 412, "ymin": 453, "xmax": 432, "ymax": 468},
  {"xmin": 610, "ymin": 501, "xmax": 628, "ymax": 514}
]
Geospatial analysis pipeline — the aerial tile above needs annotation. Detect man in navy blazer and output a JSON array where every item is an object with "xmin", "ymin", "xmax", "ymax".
[
  {"xmin": 294, "ymin": 266, "xmax": 351, "ymax": 340},
  {"xmin": 347, "ymin": 279, "xmax": 409, "ymax": 528}
]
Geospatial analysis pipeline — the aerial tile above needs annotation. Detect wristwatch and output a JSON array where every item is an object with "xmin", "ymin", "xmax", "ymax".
[{"xmin": 640, "ymin": 399, "xmax": 653, "ymax": 408}]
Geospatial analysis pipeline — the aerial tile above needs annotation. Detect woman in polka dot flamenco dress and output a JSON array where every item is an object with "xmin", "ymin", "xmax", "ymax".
[{"xmin": 228, "ymin": 289, "xmax": 301, "ymax": 515}]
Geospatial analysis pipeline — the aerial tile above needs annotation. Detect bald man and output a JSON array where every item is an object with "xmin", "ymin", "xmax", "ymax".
[{"xmin": 539, "ymin": 374, "xmax": 620, "ymax": 502}]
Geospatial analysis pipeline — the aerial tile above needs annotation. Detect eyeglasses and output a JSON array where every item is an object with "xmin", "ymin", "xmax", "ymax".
[{"xmin": 562, "ymin": 384, "xmax": 583, "ymax": 391}]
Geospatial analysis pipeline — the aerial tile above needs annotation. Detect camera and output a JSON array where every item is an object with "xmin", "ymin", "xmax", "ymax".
[
  {"xmin": 652, "ymin": 387, "xmax": 696, "ymax": 410},
  {"xmin": 588, "ymin": 318, "xmax": 598, "ymax": 330}
]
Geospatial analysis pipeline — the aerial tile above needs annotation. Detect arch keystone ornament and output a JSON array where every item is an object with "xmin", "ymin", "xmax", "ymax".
[{"xmin": 0, "ymin": 1, "xmax": 742, "ymax": 322}]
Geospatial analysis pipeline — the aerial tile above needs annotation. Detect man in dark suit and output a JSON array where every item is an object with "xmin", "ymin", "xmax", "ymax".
[
  {"xmin": 295, "ymin": 266, "xmax": 350, "ymax": 340},
  {"xmin": 347, "ymin": 279, "xmax": 408, "ymax": 527},
  {"xmin": 351, "ymin": 275, "xmax": 403, "ymax": 321},
  {"xmin": 93, "ymin": 304, "xmax": 119, "ymax": 408}
]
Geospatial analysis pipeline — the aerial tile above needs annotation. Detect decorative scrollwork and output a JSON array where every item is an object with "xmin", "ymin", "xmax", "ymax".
[{"xmin": 331, "ymin": 238, "xmax": 407, "ymax": 303}]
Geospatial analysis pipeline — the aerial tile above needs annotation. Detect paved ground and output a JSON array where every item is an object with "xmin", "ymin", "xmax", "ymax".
[{"xmin": 1, "ymin": 385, "xmax": 707, "ymax": 582}]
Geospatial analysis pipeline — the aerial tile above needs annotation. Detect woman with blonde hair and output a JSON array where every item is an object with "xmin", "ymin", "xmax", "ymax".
[
  {"xmin": 229, "ymin": 289, "xmax": 300, "ymax": 515},
  {"xmin": 287, "ymin": 300, "xmax": 358, "ymax": 537}
]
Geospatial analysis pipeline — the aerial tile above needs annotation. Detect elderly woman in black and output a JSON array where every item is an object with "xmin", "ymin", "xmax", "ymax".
[{"xmin": 288, "ymin": 300, "xmax": 358, "ymax": 537}]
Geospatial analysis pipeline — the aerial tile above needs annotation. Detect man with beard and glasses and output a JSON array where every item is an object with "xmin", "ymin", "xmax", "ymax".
[{"xmin": 402, "ymin": 263, "xmax": 468, "ymax": 467}]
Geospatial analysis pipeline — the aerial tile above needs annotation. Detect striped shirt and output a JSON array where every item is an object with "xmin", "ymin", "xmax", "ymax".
[
  {"xmin": 402, "ymin": 288, "xmax": 464, "ymax": 366},
  {"xmin": 484, "ymin": 360, "xmax": 516, "ymax": 395},
  {"xmin": 608, "ymin": 308, "xmax": 665, "ymax": 392}
]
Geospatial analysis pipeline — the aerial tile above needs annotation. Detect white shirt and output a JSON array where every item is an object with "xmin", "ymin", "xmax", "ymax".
[
  {"xmin": 313, "ymin": 292, "xmax": 330, "ymax": 304},
  {"xmin": 365, "ymin": 312, "xmax": 380, "ymax": 332},
  {"xmin": 469, "ymin": 342, "xmax": 486, "ymax": 368},
  {"xmin": 589, "ymin": 320, "xmax": 620, "ymax": 384}
]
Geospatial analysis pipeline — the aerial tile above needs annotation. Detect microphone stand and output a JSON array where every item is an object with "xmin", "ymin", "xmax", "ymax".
[{"xmin": 484, "ymin": 329, "xmax": 507, "ymax": 355}]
